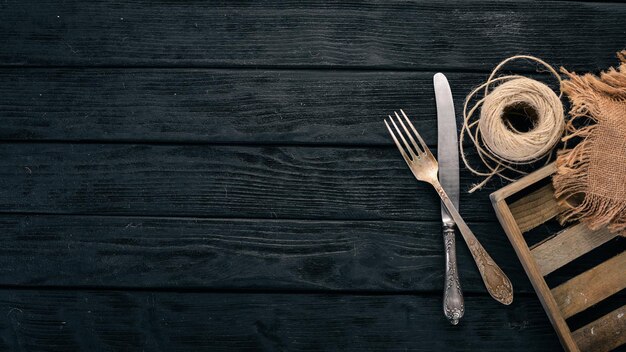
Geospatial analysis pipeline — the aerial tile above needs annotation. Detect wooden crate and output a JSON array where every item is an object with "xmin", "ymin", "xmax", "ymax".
[{"xmin": 490, "ymin": 163, "xmax": 626, "ymax": 352}]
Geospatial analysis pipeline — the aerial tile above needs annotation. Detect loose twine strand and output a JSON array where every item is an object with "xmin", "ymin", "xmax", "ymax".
[{"xmin": 460, "ymin": 55, "xmax": 565, "ymax": 192}]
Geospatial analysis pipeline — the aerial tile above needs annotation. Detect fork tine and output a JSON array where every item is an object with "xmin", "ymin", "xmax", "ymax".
[
  {"xmin": 394, "ymin": 111, "xmax": 423, "ymax": 155},
  {"xmin": 388, "ymin": 116, "xmax": 416, "ymax": 159},
  {"xmin": 384, "ymin": 119, "xmax": 412, "ymax": 163},
  {"xmin": 400, "ymin": 109, "xmax": 429, "ymax": 153}
]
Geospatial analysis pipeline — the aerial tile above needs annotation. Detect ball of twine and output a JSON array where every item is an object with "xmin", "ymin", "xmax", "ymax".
[{"xmin": 460, "ymin": 55, "xmax": 565, "ymax": 192}]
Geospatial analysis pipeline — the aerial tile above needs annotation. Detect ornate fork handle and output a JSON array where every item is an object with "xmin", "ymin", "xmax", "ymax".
[
  {"xmin": 465, "ymin": 237, "xmax": 514, "ymax": 305},
  {"xmin": 443, "ymin": 224, "xmax": 464, "ymax": 325},
  {"xmin": 434, "ymin": 181, "xmax": 514, "ymax": 305}
]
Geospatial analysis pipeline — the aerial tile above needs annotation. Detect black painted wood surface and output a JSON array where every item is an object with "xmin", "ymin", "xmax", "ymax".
[
  {"xmin": 0, "ymin": 70, "xmax": 553, "ymax": 145},
  {"xmin": 1, "ymin": 1, "xmax": 625, "ymax": 70},
  {"xmin": 1, "ymin": 0, "xmax": 625, "ymax": 350},
  {"xmin": 0, "ymin": 290, "xmax": 563, "ymax": 351}
]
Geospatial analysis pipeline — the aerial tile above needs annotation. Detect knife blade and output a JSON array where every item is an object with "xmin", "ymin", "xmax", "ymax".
[
  {"xmin": 434, "ymin": 72, "xmax": 464, "ymax": 325},
  {"xmin": 435, "ymin": 73, "xmax": 460, "ymax": 223}
]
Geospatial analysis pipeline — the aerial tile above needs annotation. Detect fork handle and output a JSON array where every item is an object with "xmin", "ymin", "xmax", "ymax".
[{"xmin": 433, "ymin": 181, "xmax": 514, "ymax": 305}]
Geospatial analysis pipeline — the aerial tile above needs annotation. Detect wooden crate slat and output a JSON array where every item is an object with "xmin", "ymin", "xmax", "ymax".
[
  {"xmin": 490, "ymin": 163, "xmax": 557, "ymax": 202},
  {"xmin": 552, "ymin": 251, "xmax": 626, "ymax": 319},
  {"xmin": 508, "ymin": 184, "xmax": 561, "ymax": 233},
  {"xmin": 491, "ymin": 162, "xmax": 625, "ymax": 351},
  {"xmin": 531, "ymin": 224, "xmax": 618, "ymax": 276},
  {"xmin": 572, "ymin": 305, "xmax": 626, "ymax": 352},
  {"xmin": 491, "ymin": 199, "xmax": 580, "ymax": 351}
]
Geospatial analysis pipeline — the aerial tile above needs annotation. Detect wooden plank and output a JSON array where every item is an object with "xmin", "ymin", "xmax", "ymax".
[
  {"xmin": 2, "ymin": 214, "xmax": 620, "ymax": 293},
  {"xmin": 572, "ymin": 305, "xmax": 626, "ymax": 352},
  {"xmin": 508, "ymin": 183, "xmax": 561, "ymax": 233},
  {"xmin": 0, "ymin": 69, "xmax": 496, "ymax": 145},
  {"xmin": 0, "ymin": 215, "xmax": 542, "ymax": 292},
  {"xmin": 490, "ymin": 163, "xmax": 556, "ymax": 203},
  {"xmin": 552, "ymin": 251, "xmax": 626, "ymax": 319},
  {"xmin": 531, "ymin": 224, "xmax": 618, "ymax": 276},
  {"xmin": 0, "ymin": 143, "xmax": 500, "ymax": 221},
  {"xmin": 490, "ymin": 198, "xmax": 579, "ymax": 351},
  {"xmin": 1, "ymin": 1, "xmax": 624, "ymax": 70},
  {"xmin": 0, "ymin": 289, "xmax": 562, "ymax": 351}
]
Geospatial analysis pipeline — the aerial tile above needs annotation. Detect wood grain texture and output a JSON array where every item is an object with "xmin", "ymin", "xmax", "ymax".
[
  {"xmin": 0, "ymin": 69, "xmax": 497, "ymax": 145},
  {"xmin": 490, "ymin": 163, "xmax": 557, "ymax": 203},
  {"xmin": 508, "ymin": 184, "xmax": 561, "ymax": 233},
  {"xmin": 531, "ymin": 224, "xmax": 617, "ymax": 276},
  {"xmin": 492, "ymin": 164, "xmax": 626, "ymax": 351},
  {"xmin": 0, "ymin": 143, "xmax": 505, "ymax": 221},
  {"xmin": 491, "ymin": 198, "xmax": 579, "ymax": 351},
  {"xmin": 4, "ymin": 1, "xmax": 626, "ymax": 349},
  {"xmin": 0, "ymin": 289, "xmax": 562, "ymax": 351},
  {"xmin": 572, "ymin": 305, "xmax": 626, "ymax": 352},
  {"xmin": 0, "ymin": 214, "xmax": 541, "ymax": 292},
  {"xmin": 489, "ymin": 163, "xmax": 578, "ymax": 352},
  {"xmin": 552, "ymin": 251, "xmax": 626, "ymax": 319},
  {"xmin": 1, "ymin": 1, "xmax": 625, "ymax": 70}
]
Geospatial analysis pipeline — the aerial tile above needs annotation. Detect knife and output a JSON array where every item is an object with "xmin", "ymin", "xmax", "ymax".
[{"xmin": 434, "ymin": 73, "xmax": 464, "ymax": 325}]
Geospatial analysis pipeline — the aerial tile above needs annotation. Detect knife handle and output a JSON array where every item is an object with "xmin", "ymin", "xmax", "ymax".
[{"xmin": 443, "ymin": 223, "xmax": 464, "ymax": 325}]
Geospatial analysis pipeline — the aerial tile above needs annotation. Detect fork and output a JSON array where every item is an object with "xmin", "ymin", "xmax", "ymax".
[{"xmin": 385, "ymin": 110, "xmax": 513, "ymax": 305}]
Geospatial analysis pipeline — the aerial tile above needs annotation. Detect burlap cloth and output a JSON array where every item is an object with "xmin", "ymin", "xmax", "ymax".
[{"xmin": 553, "ymin": 51, "xmax": 626, "ymax": 236}]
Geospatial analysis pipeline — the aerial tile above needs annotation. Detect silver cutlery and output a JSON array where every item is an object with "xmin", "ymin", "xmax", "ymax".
[{"xmin": 384, "ymin": 110, "xmax": 514, "ymax": 306}]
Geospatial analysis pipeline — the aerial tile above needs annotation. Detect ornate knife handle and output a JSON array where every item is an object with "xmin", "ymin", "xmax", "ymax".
[{"xmin": 443, "ymin": 223, "xmax": 464, "ymax": 325}]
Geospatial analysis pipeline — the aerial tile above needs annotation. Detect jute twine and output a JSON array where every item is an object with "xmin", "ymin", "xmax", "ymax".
[{"xmin": 460, "ymin": 55, "xmax": 565, "ymax": 192}]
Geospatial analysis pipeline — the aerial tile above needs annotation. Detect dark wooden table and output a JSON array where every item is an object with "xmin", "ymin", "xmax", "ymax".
[{"xmin": 0, "ymin": 1, "xmax": 625, "ymax": 351}]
